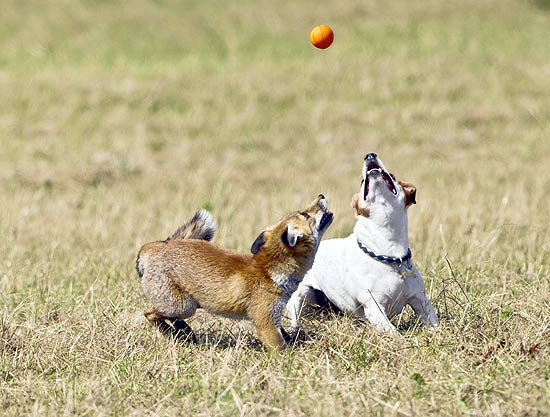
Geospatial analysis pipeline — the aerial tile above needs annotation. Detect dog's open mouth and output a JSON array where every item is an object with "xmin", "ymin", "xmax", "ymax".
[{"xmin": 364, "ymin": 161, "xmax": 397, "ymax": 197}]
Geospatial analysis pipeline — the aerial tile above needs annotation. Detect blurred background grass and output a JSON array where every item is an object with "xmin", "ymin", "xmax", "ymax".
[{"xmin": 1, "ymin": 0, "xmax": 549, "ymax": 416}]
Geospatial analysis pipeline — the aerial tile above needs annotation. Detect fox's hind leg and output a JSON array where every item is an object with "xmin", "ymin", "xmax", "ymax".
[
  {"xmin": 144, "ymin": 296, "xmax": 199, "ymax": 343},
  {"xmin": 141, "ymin": 268, "xmax": 200, "ymax": 342},
  {"xmin": 144, "ymin": 309, "xmax": 196, "ymax": 343}
]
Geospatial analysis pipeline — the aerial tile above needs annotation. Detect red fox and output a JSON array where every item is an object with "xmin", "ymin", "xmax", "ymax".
[{"xmin": 136, "ymin": 195, "xmax": 333, "ymax": 350}]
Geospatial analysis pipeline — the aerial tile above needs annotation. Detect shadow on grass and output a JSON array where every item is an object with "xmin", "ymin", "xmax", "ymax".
[
  {"xmin": 196, "ymin": 330, "xmax": 264, "ymax": 351},
  {"xmin": 158, "ymin": 294, "xmax": 443, "ymax": 350},
  {"xmin": 160, "ymin": 302, "xmax": 346, "ymax": 350}
]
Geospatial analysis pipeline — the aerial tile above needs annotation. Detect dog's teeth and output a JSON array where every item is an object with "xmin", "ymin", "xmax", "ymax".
[{"xmin": 319, "ymin": 199, "xmax": 328, "ymax": 212}]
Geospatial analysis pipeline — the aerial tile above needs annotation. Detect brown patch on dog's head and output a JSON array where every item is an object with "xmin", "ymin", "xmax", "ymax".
[
  {"xmin": 398, "ymin": 180, "xmax": 417, "ymax": 206},
  {"xmin": 351, "ymin": 193, "xmax": 370, "ymax": 217}
]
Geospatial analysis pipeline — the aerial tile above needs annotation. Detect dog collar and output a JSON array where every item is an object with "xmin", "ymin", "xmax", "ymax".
[{"xmin": 357, "ymin": 240, "xmax": 412, "ymax": 265}]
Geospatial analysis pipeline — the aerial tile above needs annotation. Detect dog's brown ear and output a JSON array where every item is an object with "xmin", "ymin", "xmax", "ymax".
[
  {"xmin": 351, "ymin": 193, "xmax": 370, "ymax": 217},
  {"xmin": 399, "ymin": 181, "xmax": 417, "ymax": 206},
  {"xmin": 251, "ymin": 231, "xmax": 265, "ymax": 254},
  {"xmin": 351, "ymin": 193, "xmax": 360, "ymax": 214}
]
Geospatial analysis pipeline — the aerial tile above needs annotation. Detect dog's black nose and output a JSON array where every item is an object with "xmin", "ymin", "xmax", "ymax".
[
  {"xmin": 318, "ymin": 193, "xmax": 325, "ymax": 199},
  {"xmin": 365, "ymin": 153, "xmax": 378, "ymax": 161}
]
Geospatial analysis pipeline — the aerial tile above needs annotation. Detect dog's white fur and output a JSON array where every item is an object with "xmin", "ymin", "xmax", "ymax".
[{"xmin": 286, "ymin": 153, "xmax": 438, "ymax": 334}]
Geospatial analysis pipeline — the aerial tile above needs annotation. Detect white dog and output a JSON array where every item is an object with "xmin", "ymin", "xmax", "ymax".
[{"xmin": 286, "ymin": 153, "xmax": 439, "ymax": 334}]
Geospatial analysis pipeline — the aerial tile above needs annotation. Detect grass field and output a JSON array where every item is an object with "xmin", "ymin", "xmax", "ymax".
[{"xmin": 1, "ymin": 0, "xmax": 550, "ymax": 415}]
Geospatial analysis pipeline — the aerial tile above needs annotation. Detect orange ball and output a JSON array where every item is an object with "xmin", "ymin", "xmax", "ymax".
[{"xmin": 310, "ymin": 24, "xmax": 334, "ymax": 49}]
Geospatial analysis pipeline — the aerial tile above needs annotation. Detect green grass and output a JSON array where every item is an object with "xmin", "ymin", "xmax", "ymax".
[{"xmin": 1, "ymin": 0, "xmax": 549, "ymax": 415}]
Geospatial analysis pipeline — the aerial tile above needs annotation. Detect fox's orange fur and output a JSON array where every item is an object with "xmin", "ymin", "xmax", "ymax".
[{"xmin": 136, "ymin": 195, "xmax": 333, "ymax": 350}]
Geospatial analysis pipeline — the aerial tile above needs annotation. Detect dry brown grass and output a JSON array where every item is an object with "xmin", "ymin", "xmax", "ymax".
[{"xmin": 1, "ymin": 0, "xmax": 549, "ymax": 415}]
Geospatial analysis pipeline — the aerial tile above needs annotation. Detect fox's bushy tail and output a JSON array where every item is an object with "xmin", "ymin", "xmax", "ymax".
[
  {"xmin": 166, "ymin": 209, "xmax": 216, "ymax": 242},
  {"xmin": 136, "ymin": 210, "xmax": 216, "ymax": 279}
]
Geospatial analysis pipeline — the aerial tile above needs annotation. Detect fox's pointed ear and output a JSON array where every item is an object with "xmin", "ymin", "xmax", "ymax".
[
  {"xmin": 399, "ymin": 180, "xmax": 417, "ymax": 206},
  {"xmin": 251, "ymin": 231, "xmax": 265, "ymax": 254},
  {"xmin": 282, "ymin": 224, "xmax": 303, "ymax": 248}
]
